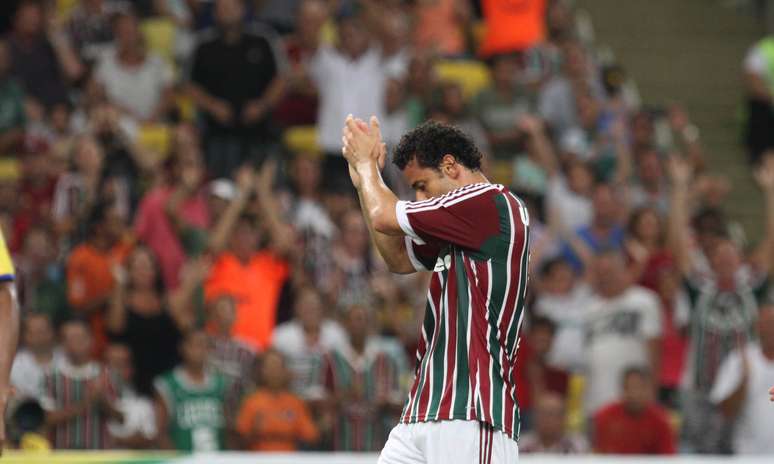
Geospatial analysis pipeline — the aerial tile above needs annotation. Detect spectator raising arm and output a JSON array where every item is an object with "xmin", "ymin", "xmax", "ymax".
[
  {"xmin": 106, "ymin": 265, "xmax": 129, "ymax": 334},
  {"xmin": 167, "ymin": 257, "xmax": 211, "ymax": 332},
  {"xmin": 46, "ymin": 13, "xmax": 84, "ymax": 83},
  {"xmin": 208, "ymin": 166, "xmax": 255, "ymax": 254},
  {"xmin": 666, "ymin": 156, "xmax": 693, "ymax": 276},
  {"xmin": 754, "ymin": 155, "xmax": 774, "ymax": 276}
]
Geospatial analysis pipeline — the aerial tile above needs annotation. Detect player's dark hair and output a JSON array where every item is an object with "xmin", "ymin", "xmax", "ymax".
[
  {"xmin": 621, "ymin": 365, "xmax": 652, "ymax": 385},
  {"xmin": 392, "ymin": 121, "xmax": 482, "ymax": 172}
]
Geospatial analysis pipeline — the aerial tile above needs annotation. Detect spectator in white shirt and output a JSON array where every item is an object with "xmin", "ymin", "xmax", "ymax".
[
  {"xmin": 710, "ymin": 306, "xmax": 774, "ymax": 454},
  {"xmin": 272, "ymin": 287, "xmax": 346, "ymax": 401},
  {"xmin": 104, "ymin": 342, "xmax": 156, "ymax": 448},
  {"xmin": 11, "ymin": 313, "xmax": 63, "ymax": 400},
  {"xmin": 533, "ymin": 257, "xmax": 591, "ymax": 372},
  {"xmin": 583, "ymin": 250, "xmax": 662, "ymax": 415},
  {"xmin": 308, "ymin": 9, "xmax": 388, "ymax": 192},
  {"xmin": 94, "ymin": 10, "xmax": 174, "ymax": 122}
]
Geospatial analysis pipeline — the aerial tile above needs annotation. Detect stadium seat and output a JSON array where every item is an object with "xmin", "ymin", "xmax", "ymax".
[
  {"xmin": 136, "ymin": 124, "xmax": 172, "ymax": 160},
  {"xmin": 283, "ymin": 126, "xmax": 322, "ymax": 156},
  {"xmin": 55, "ymin": 0, "xmax": 79, "ymax": 21},
  {"xmin": 434, "ymin": 60, "xmax": 492, "ymax": 101},
  {"xmin": 141, "ymin": 18, "xmax": 178, "ymax": 66},
  {"xmin": 0, "ymin": 158, "xmax": 19, "ymax": 182}
]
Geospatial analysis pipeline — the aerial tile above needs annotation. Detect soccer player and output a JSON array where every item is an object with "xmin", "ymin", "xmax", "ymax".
[
  {"xmin": 0, "ymin": 231, "xmax": 17, "ymax": 454},
  {"xmin": 342, "ymin": 116, "xmax": 529, "ymax": 463}
]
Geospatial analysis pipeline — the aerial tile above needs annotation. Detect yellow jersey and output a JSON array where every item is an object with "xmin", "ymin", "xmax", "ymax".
[{"xmin": 0, "ymin": 231, "xmax": 14, "ymax": 281}]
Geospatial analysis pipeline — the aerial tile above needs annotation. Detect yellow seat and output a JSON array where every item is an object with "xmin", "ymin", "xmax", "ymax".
[
  {"xmin": 0, "ymin": 158, "xmax": 20, "ymax": 181},
  {"xmin": 176, "ymin": 93, "xmax": 197, "ymax": 123},
  {"xmin": 283, "ymin": 126, "xmax": 322, "ymax": 156},
  {"xmin": 566, "ymin": 374, "xmax": 586, "ymax": 433},
  {"xmin": 141, "ymin": 18, "xmax": 178, "ymax": 68},
  {"xmin": 435, "ymin": 59, "xmax": 492, "ymax": 100},
  {"xmin": 55, "ymin": 0, "xmax": 79, "ymax": 22},
  {"xmin": 136, "ymin": 124, "xmax": 172, "ymax": 160}
]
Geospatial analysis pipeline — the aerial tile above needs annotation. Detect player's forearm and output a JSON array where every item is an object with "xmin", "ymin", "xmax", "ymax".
[
  {"xmin": 354, "ymin": 168, "xmax": 414, "ymax": 273},
  {"xmin": 0, "ymin": 283, "xmax": 19, "ymax": 396},
  {"xmin": 355, "ymin": 162, "xmax": 401, "ymax": 236}
]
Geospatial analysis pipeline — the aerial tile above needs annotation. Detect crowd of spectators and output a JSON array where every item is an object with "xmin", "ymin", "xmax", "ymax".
[{"xmin": 2, "ymin": 0, "xmax": 774, "ymax": 456}]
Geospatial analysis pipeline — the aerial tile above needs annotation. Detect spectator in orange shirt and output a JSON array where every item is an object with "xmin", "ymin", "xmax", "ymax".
[
  {"xmin": 593, "ymin": 366, "xmax": 676, "ymax": 455},
  {"xmin": 236, "ymin": 349, "xmax": 319, "ymax": 451},
  {"xmin": 204, "ymin": 160, "xmax": 296, "ymax": 350},
  {"xmin": 66, "ymin": 201, "xmax": 132, "ymax": 355},
  {"xmin": 479, "ymin": 0, "xmax": 547, "ymax": 57},
  {"xmin": 412, "ymin": 0, "xmax": 470, "ymax": 58}
]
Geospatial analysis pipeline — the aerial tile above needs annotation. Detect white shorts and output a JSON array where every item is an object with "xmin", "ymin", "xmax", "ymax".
[{"xmin": 378, "ymin": 420, "xmax": 519, "ymax": 464}]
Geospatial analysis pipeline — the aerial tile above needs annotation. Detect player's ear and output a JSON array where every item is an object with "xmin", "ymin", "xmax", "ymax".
[{"xmin": 441, "ymin": 154, "xmax": 459, "ymax": 179}]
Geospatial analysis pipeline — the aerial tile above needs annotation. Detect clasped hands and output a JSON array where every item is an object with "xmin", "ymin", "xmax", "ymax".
[{"xmin": 341, "ymin": 115, "xmax": 387, "ymax": 188}]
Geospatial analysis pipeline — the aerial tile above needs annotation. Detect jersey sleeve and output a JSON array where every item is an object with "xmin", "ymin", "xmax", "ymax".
[
  {"xmin": 0, "ymin": 230, "xmax": 15, "ymax": 281},
  {"xmin": 395, "ymin": 185, "xmax": 509, "ymax": 251}
]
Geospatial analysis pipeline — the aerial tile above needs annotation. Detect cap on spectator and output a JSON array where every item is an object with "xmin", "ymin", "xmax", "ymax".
[
  {"xmin": 209, "ymin": 179, "xmax": 237, "ymax": 200},
  {"xmin": 559, "ymin": 128, "xmax": 592, "ymax": 160}
]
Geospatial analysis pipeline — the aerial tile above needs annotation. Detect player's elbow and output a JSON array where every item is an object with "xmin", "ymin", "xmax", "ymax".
[
  {"xmin": 372, "ymin": 208, "xmax": 400, "ymax": 236},
  {"xmin": 386, "ymin": 261, "xmax": 416, "ymax": 275}
]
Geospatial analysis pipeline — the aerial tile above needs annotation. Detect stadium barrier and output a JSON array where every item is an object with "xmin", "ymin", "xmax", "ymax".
[{"xmin": 2, "ymin": 452, "xmax": 773, "ymax": 464}]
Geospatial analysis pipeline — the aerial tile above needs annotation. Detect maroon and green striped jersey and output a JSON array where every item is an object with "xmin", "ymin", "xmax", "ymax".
[
  {"xmin": 395, "ymin": 182, "xmax": 530, "ymax": 440},
  {"xmin": 40, "ymin": 360, "xmax": 119, "ymax": 449}
]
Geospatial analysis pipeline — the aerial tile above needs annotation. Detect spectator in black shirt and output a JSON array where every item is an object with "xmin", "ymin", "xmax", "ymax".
[
  {"xmin": 7, "ymin": 0, "xmax": 83, "ymax": 108},
  {"xmin": 188, "ymin": 0, "xmax": 286, "ymax": 178}
]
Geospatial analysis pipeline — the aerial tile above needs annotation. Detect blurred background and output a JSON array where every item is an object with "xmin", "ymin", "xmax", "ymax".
[{"xmin": 2, "ymin": 0, "xmax": 774, "ymax": 461}]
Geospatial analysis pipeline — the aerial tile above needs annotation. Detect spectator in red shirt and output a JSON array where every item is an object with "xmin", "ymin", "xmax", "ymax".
[
  {"xmin": 593, "ymin": 366, "xmax": 676, "ymax": 455},
  {"xmin": 516, "ymin": 316, "xmax": 569, "ymax": 430}
]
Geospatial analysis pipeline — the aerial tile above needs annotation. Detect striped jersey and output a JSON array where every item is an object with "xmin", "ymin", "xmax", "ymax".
[
  {"xmin": 40, "ymin": 360, "xmax": 118, "ymax": 449},
  {"xmin": 395, "ymin": 182, "xmax": 530, "ymax": 440},
  {"xmin": 322, "ymin": 338, "xmax": 405, "ymax": 451}
]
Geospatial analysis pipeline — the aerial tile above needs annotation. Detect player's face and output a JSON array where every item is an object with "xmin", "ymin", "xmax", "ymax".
[{"xmin": 402, "ymin": 159, "xmax": 459, "ymax": 201}]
